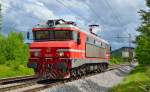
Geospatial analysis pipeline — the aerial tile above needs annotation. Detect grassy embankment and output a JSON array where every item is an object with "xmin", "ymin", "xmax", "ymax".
[
  {"xmin": 109, "ymin": 56, "xmax": 125, "ymax": 65},
  {"xmin": 109, "ymin": 58, "xmax": 123, "ymax": 65},
  {"xmin": 110, "ymin": 50, "xmax": 125, "ymax": 65},
  {"xmin": 109, "ymin": 65, "xmax": 150, "ymax": 92},
  {"xmin": 0, "ymin": 64, "xmax": 34, "ymax": 78}
]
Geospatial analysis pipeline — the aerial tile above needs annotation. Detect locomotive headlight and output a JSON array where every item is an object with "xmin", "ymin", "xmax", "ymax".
[
  {"xmin": 34, "ymin": 51, "xmax": 40, "ymax": 57},
  {"xmin": 58, "ymin": 52, "xmax": 64, "ymax": 57},
  {"xmin": 30, "ymin": 49, "xmax": 41, "ymax": 57}
]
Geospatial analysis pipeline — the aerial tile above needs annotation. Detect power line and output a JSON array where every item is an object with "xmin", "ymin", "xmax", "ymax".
[
  {"xmin": 104, "ymin": 0, "xmax": 132, "ymax": 39},
  {"xmin": 113, "ymin": 33, "xmax": 133, "ymax": 61},
  {"xmin": 103, "ymin": 0, "xmax": 122, "ymax": 26},
  {"xmin": 86, "ymin": 3, "xmax": 99, "ymax": 19},
  {"xmin": 84, "ymin": 1, "xmax": 105, "ymax": 24},
  {"xmin": 55, "ymin": 0, "xmax": 91, "ymax": 23},
  {"xmin": 108, "ymin": 0, "xmax": 122, "ymax": 23}
]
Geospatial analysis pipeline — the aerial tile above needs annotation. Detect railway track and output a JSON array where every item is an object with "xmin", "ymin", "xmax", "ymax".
[
  {"xmin": 0, "ymin": 75, "xmax": 38, "ymax": 92},
  {"xmin": 0, "ymin": 75, "xmax": 37, "ymax": 85},
  {"xmin": 0, "ymin": 79, "xmax": 40, "ymax": 92},
  {"xmin": 0, "ymin": 63, "xmax": 131, "ymax": 92},
  {"xmin": 24, "ymin": 63, "xmax": 131, "ymax": 92}
]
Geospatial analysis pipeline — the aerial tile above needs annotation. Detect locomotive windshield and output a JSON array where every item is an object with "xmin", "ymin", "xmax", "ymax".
[{"xmin": 33, "ymin": 30, "xmax": 73, "ymax": 41}]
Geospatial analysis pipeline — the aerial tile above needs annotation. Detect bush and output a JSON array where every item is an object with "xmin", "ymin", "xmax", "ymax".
[
  {"xmin": 110, "ymin": 58, "xmax": 119, "ymax": 64},
  {"xmin": 110, "ymin": 57, "xmax": 123, "ymax": 64},
  {"xmin": 0, "ymin": 32, "xmax": 28, "ymax": 65}
]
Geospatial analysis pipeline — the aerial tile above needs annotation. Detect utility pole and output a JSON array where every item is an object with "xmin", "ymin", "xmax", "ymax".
[
  {"xmin": 114, "ymin": 33, "xmax": 132, "ymax": 62},
  {"xmin": 128, "ymin": 34, "xmax": 132, "ymax": 61}
]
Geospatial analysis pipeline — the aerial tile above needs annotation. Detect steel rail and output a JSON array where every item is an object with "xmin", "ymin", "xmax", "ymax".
[
  {"xmin": 0, "ymin": 75, "xmax": 36, "ymax": 85},
  {"xmin": 23, "ymin": 63, "xmax": 131, "ymax": 92},
  {"xmin": 0, "ymin": 78, "xmax": 40, "ymax": 92}
]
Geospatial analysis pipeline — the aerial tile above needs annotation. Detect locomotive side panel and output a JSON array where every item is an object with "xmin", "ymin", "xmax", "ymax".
[{"xmin": 70, "ymin": 32, "xmax": 109, "ymax": 69}]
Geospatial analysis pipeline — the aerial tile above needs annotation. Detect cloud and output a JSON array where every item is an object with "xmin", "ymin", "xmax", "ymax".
[
  {"xmin": 23, "ymin": 1, "xmax": 56, "ymax": 21},
  {"xmin": 26, "ymin": 1, "xmax": 56, "ymax": 20},
  {"xmin": 82, "ymin": 0, "xmax": 146, "ymax": 49},
  {"xmin": 0, "ymin": 0, "xmax": 147, "ymax": 49},
  {"xmin": 0, "ymin": 0, "xmax": 58, "ymax": 33}
]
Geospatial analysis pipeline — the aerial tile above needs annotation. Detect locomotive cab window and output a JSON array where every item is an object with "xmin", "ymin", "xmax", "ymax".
[
  {"xmin": 54, "ymin": 31, "xmax": 72, "ymax": 40},
  {"xmin": 34, "ymin": 31, "xmax": 49, "ymax": 40},
  {"xmin": 73, "ymin": 31, "xmax": 78, "ymax": 42},
  {"xmin": 77, "ymin": 32, "xmax": 81, "ymax": 44},
  {"xmin": 33, "ymin": 30, "xmax": 73, "ymax": 41}
]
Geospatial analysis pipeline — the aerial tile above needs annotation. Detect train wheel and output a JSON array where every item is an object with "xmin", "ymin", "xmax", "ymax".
[
  {"xmin": 105, "ymin": 63, "xmax": 108, "ymax": 69},
  {"xmin": 100, "ymin": 64, "xmax": 105, "ymax": 72},
  {"xmin": 83, "ymin": 67, "xmax": 86, "ymax": 75},
  {"xmin": 102, "ymin": 63, "xmax": 108, "ymax": 72},
  {"xmin": 86, "ymin": 65, "xmax": 90, "ymax": 73},
  {"xmin": 94, "ymin": 65, "xmax": 98, "ymax": 73},
  {"xmin": 79, "ymin": 68, "xmax": 82, "ymax": 77},
  {"xmin": 95, "ymin": 65, "xmax": 99, "ymax": 73},
  {"xmin": 70, "ymin": 69, "xmax": 75, "ymax": 78}
]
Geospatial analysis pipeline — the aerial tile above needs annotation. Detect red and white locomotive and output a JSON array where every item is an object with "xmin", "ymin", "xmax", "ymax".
[{"xmin": 27, "ymin": 19, "xmax": 110, "ymax": 79}]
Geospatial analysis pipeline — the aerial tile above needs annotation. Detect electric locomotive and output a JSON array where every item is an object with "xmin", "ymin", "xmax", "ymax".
[{"xmin": 27, "ymin": 19, "xmax": 110, "ymax": 79}]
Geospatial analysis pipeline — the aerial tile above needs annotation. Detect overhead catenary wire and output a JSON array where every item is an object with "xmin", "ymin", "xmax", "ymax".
[
  {"xmin": 84, "ymin": 0, "xmax": 123, "ymax": 31},
  {"xmin": 108, "ymin": 0, "xmax": 122, "ymax": 24},
  {"xmin": 56, "ymin": 0, "xmax": 121, "ymax": 27},
  {"xmin": 55, "ymin": 0, "xmax": 126, "ymax": 34},
  {"xmin": 103, "ymin": 0, "xmax": 132, "ymax": 40},
  {"xmin": 84, "ymin": 1, "xmax": 105, "ymax": 24},
  {"xmin": 55, "ymin": 0, "xmax": 92, "ymax": 23},
  {"xmin": 103, "ymin": 0, "xmax": 122, "ymax": 26},
  {"xmin": 55, "ymin": 0, "xmax": 100, "ymax": 32}
]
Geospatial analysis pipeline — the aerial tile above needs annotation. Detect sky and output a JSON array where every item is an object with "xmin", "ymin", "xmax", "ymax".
[{"xmin": 0, "ymin": 0, "xmax": 147, "ymax": 50}]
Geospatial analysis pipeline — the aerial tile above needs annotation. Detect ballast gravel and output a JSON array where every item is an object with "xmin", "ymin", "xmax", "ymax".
[{"xmin": 41, "ymin": 63, "xmax": 137, "ymax": 92}]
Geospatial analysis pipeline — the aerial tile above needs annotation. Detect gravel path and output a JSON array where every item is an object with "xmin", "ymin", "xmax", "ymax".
[{"xmin": 41, "ymin": 64, "xmax": 137, "ymax": 92}]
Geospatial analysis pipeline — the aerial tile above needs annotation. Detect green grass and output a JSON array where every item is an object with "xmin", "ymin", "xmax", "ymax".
[
  {"xmin": 0, "ymin": 64, "xmax": 34, "ymax": 78},
  {"xmin": 109, "ymin": 65, "xmax": 150, "ymax": 92},
  {"xmin": 110, "ymin": 57, "xmax": 124, "ymax": 65}
]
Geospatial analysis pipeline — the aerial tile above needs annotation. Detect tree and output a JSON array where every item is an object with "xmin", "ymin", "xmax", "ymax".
[
  {"xmin": 4, "ymin": 31, "xmax": 28, "ymax": 63},
  {"xmin": 0, "ymin": 33, "xmax": 6, "ymax": 64},
  {"xmin": 136, "ymin": 0, "xmax": 150, "ymax": 64},
  {"xmin": 0, "ymin": 4, "xmax": 4, "ymax": 64},
  {"xmin": 0, "ymin": 31, "xmax": 28, "ymax": 65},
  {"xmin": 0, "ymin": 3, "xmax": 2, "ymax": 32}
]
